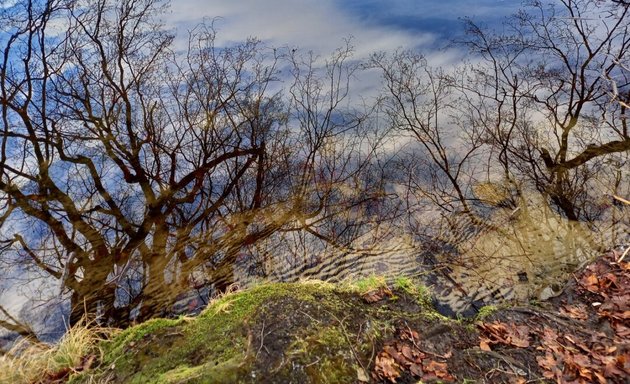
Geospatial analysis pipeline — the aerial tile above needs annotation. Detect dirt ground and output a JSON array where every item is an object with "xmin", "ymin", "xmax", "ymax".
[{"xmin": 57, "ymin": 249, "xmax": 629, "ymax": 384}]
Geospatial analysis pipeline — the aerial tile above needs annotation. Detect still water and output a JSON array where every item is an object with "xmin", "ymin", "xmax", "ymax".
[
  {"xmin": 0, "ymin": 189, "xmax": 627, "ymax": 349},
  {"xmin": 233, "ymin": 191, "xmax": 629, "ymax": 317}
]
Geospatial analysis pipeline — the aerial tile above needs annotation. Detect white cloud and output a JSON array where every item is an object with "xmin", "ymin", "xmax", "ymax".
[
  {"xmin": 167, "ymin": 0, "xmax": 435, "ymax": 59},
  {"xmin": 0, "ymin": 0, "xmax": 20, "ymax": 9}
]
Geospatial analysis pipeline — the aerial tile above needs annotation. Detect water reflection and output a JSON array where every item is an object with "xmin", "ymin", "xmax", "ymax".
[
  {"xmin": 438, "ymin": 193, "xmax": 627, "ymax": 310},
  {"xmin": 232, "ymin": 190, "xmax": 628, "ymax": 317},
  {"xmin": 0, "ymin": 187, "xmax": 627, "ymax": 351}
]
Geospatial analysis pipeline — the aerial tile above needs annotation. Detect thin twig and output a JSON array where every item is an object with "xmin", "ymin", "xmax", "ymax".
[
  {"xmin": 304, "ymin": 356, "xmax": 322, "ymax": 367},
  {"xmin": 617, "ymin": 244, "xmax": 630, "ymax": 263},
  {"xmin": 256, "ymin": 320, "xmax": 273, "ymax": 357},
  {"xmin": 297, "ymin": 309, "xmax": 321, "ymax": 325},
  {"xmin": 612, "ymin": 194, "xmax": 630, "ymax": 206},
  {"xmin": 327, "ymin": 310, "xmax": 368, "ymax": 374}
]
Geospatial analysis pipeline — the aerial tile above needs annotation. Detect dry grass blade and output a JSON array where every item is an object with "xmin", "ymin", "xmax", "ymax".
[
  {"xmin": 617, "ymin": 245, "xmax": 630, "ymax": 263},
  {"xmin": 612, "ymin": 195, "xmax": 630, "ymax": 206},
  {"xmin": 0, "ymin": 318, "xmax": 117, "ymax": 384}
]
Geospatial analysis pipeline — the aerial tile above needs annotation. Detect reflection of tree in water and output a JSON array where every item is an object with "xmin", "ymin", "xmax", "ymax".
[
  {"xmin": 441, "ymin": 191, "xmax": 627, "ymax": 303},
  {"xmin": 368, "ymin": 0, "xmax": 630, "ymax": 315},
  {"xmin": 0, "ymin": 0, "xmax": 629, "ymax": 346}
]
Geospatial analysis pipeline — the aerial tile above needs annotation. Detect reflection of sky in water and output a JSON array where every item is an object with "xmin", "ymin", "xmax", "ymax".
[
  {"xmin": 1, "ymin": 0, "xmax": 627, "ymax": 344},
  {"xmin": 336, "ymin": 0, "xmax": 517, "ymax": 40},
  {"xmin": 167, "ymin": 0, "xmax": 522, "ymax": 59}
]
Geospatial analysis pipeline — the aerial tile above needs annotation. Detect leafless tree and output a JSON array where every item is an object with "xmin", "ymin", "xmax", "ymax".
[
  {"xmin": 458, "ymin": 0, "xmax": 630, "ymax": 221},
  {"xmin": 0, "ymin": 0, "xmax": 386, "ymax": 329},
  {"xmin": 369, "ymin": 50, "xmax": 498, "ymax": 248}
]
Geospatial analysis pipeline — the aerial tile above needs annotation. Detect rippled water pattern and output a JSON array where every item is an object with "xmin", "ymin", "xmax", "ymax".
[{"xmin": 232, "ymin": 195, "xmax": 628, "ymax": 316}]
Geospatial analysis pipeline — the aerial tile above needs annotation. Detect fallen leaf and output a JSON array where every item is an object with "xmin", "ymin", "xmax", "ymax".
[
  {"xmin": 409, "ymin": 363, "xmax": 423, "ymax": 377},
  {"xmin": 560, "ymin": 304, "xmax": 589, "ymax": 321},
  {"xmin": 603, "ymin": 360, "xmax": 626, "ymax": 378},
  {"xmin": 392, "ymin": 351, "xmax": 409, "ymax": 367},
  {"xmin": 593, "ymin": 371, "xmax": 607, "ymax": 384},
  {"xmin": 363, "ymin": 289, "xmax": 384, "ymax": 303},
  {"xmin": 423, "ymin": 359, "xmax": 455, "ymax": 381},
  {"xmin": 616, "ymin": 353, "xmax": 630, "ymax": 375},
  {"xmin": 375, "ymin": 352, "xmax": 401, "ymax": 383},
  {"xmin": 479, "ymin": 339, "xmax": 492, "ymax": 351},
  {"xmin": 424, "ymin": 360, "xmax": 448, "ymax": 375},
  {"xmin": 400, "ymin": 328, "xmax": 420, "ymax": 342},
  {"xmin": 508, "ymin": 324, "xmax": 530, "ymax": 348},
  {"xmin": 401, "ymin": 344, "xmax": 414, "ymax": 361},
  {"xmin": 537, "ymin": 351, "xmax": 563, "ymax": 381},
  {"xmin": 356, "ymin": 366, "xmax": 369, "ymax": 382},
  {"xmin": 582, "ymin": 274, "xmax": 599, "ymax": 292},
  {"xmin": 478, "ymin": 321, "xmax": 530, "ymax": 348}
]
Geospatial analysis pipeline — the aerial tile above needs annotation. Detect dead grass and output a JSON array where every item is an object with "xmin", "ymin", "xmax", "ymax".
[{"xmin": 0, "ymin": 319, "xmax": 117, "ymax": 384}]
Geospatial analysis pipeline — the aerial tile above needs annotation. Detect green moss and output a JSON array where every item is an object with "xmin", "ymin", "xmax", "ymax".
[
  {"xmin": 72, "ymin": 282, "xmax": 342, "ymax": 383},
  {"xmin": 345, "ymin": 275, "xmax": 387, "ymax": 294},
  {"xmin": 391, "ymin": 276, "xmax": 433, "ymax": 309},
  {"xmin": 284, "ymin": 323, "xmax": 363, "ymax": 383},
  {"xmin": 393, "ymin": 276, "xmax": 414, "ymax": 291},
  {"xmin": 69, "ymin": 279, "xmax": 456, "ymax": 383},
  {"xmin": 155, "ymin": 357, "xmax": 246, "ymax": 384},
  {"xmin": 104, "ymin": 318, "xmax": 183, "ymax": 363},
  {"xmin": 158, "ymin": 364, "xmax": 203, "ymax": 382},
  {"xmin": 475, "ymin": 305, "xmax": 499, "ymax": 321}
]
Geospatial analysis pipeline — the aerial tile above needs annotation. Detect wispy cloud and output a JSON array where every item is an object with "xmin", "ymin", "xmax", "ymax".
[
  {"xmin": 168, "ymin": 0, "xmax": 432, "ymax": 57},
  {"xmin": 167, "ymin": 0, "xmax": 519, "ymax": 58}
]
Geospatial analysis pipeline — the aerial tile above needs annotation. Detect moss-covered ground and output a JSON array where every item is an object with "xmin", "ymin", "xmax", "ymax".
[
  {"xmin": 61, "ymin": 253, "xmax": 629, "ymax": 383},
  {"xmin": 66, "ymin": 278, "xmax": 458, "ymax": 383}
]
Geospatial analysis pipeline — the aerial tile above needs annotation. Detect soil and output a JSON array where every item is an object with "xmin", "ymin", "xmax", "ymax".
[{"xmin": 62, "ymin": 250, "xmax": 629, "ymax": 384}]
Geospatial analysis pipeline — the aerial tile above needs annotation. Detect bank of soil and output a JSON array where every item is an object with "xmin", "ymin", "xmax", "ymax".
[{"xmin": 58, "ymin": 250, "xmax": 629, "ymax": 383}]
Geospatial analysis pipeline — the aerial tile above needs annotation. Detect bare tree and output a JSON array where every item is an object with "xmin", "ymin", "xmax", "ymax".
[
  {"xmin": 459, "ymin": 0, "xmax": 630, "ymax": 221},
  {"xmin": 0, "ymin": 0, "xmax": 386, "ymax": 330},
  {"xmin": 364, "ymin": 1, "xmax": 629, "ymax": 317},
  {"xmin": 369, "ymin": 50, "xmax": 496, "ymax": 247}
]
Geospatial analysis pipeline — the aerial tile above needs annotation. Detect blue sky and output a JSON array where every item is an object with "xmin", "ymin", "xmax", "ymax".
[
  {"xmin": 168, "ymin": 0, "xmax": 521, "ymax": 60},
  {"xmin": 337, "ymin": 0, "xmax": 517, "ymax": 37},
  {"xmin": 0, "ymin": 0, "xmax": 525, "ymax": 338}
]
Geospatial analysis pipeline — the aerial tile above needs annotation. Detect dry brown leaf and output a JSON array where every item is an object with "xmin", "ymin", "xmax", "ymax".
[
  {"xmin": 508, "ymin": 324, "xmax": 530, "ymax": 348},
  {"xmin": 423, "ymin": 360, "xmax": 454, "ymax": 381},
  {"xmin": 613, "ymin": 323, "xmax": 630, "ymax": 338},
  {"xmin": 400, "ymin": 344, "xmax": 414, "ymax": 361},
  {"xmin": 479, "ymin": 338, "xmax": 492, "ymax": 351},
  {"xmin": 479, "ymin": 321, "xmax": 530, "ymax": 348},
  {"xmin": 363, "ymin": 289, "xmax": 383, "ymax": 303},
  {"xmin": 616, "ymin": 353, "xmax": 630, "ymax": 374},
  {"xmin": 509, "ymin": 377, "xmax": 527, "ymax": 384},
  {"xmin": 602, "ymin": 272, "xmax": 617, "ymax": 286},
  {"xmin": 424, "ymin": 360, "xmax": 447, "ymax": 373},
  {"xmin": 536, "ymin": 350, "xmax": 563, "ymax": 381},
  {"xmin": 603, "ymin": 360, "xmax": 626, "ymax": 378},
  {"xmin": 393, "ymin": 351, "xmax": 410, "ymax": 367},
  {"xmin": 400, "ymin": 328, "xmax": 420, "ymax": 343},
  {"xmin": 582, "ymin": 274, "xmax": 600, "ymax": 292},
  {"xmin": 560, "ymin": 304, "xmax": 589, "ymax": 321},
  {"xmin": 409, "ymin": 363, "xmax": 424, "ymax": 377},
  {"xmin": 375, "ymin": 352, "xmax": 400, "ymax": 383},
  {"xmin": 593, "ymin": 371, "xmax": 607, "ymax": 384}
]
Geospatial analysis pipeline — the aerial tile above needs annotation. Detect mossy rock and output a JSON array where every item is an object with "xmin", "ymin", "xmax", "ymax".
[
  {"xmin": 49, "ymin": 254, "xmax": 628, "ymax": 384},
  {"xmin": 69, "ymin": 280, "xmax": 454, "ymax": 383}
]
